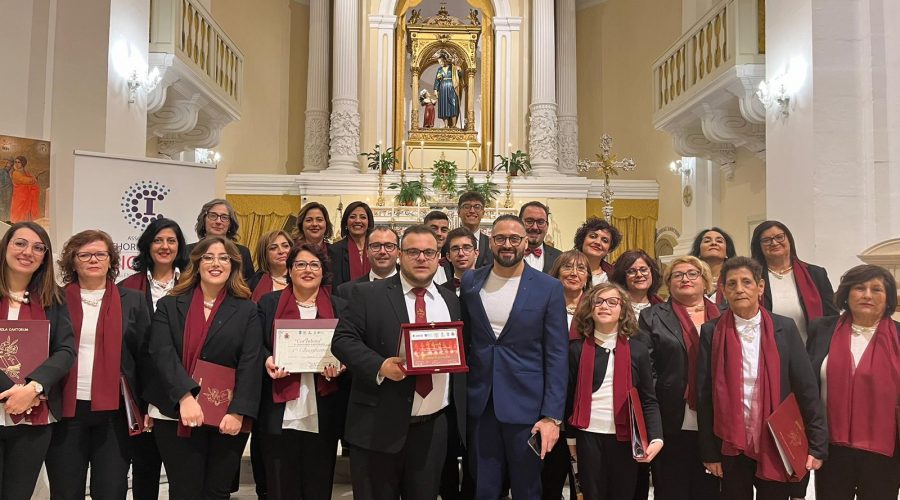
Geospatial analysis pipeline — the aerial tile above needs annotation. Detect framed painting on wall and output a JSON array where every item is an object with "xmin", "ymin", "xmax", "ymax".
[{"xmin": 0, "ymin": 135, "xmax": 51, "ymax": 229}]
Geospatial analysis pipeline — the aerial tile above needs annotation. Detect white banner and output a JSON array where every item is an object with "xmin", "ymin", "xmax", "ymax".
[{"xmin": 72, "ymin": 151, "xmax": 216, "ymax": 279}]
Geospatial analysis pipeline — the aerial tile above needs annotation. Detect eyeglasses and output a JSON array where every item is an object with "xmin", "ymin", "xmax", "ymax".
[
  {"xmin": 460, "ymin": 203, "xmax": 484, "ymax": 212},
  {"xmin": 402, "ymin": 248, "xmax": 439, "ymax": 260},
  {"xmin": 625, "ymin": 267, "xmax": 651, "ymax": 277},
  {"xmin": 200, "ymin": 254, "xmax": 232, "ymax": 265},
  {"xmin": 11, "ymin": 238, "xmax": 47, "ymax": 255},
  {"xmin": 671, "ymin": 270, "xmax": 702, "ymax": 282},
  {"xmin": 367, "ymin": 242, "xmax": 398, "ymax": 252},
  {"xmin": 523, "ymin": 218, "xmax": 548, "ymax": 227},
  {"xmin": 76, "ymin": 251, "xmax": 110, "ymax": 262},
  {"xmin": 205, "ymin": 212, "xmax": 231, "ymax": 223},
  {"xmin": 561, "ymin": 263, "xmax": 588, "ymax": 275},
  {"xmin": 292, "ymin": 260, "xmax": 322, "ymax": 271},
  {"xmin": 449, "ymin": 244, "xmax": 475, "ymax": 255},
  {"xmin": 491, "ymin": 234, "xmax": 524, "ymax": 246},
  {"xmin": 760, "ymin": 233, "xmax": 787, "ymax": 246},
  {"xmin": 592, "ymin": 296, "xmax": 622, "ymax": 308}
]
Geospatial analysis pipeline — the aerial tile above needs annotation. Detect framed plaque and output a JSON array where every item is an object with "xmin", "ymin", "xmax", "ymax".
[
  {"xmin": 398, "ymin": 321, "xmax": 468, "ymax": 375},
  {"xmin": 273, "ymin": 319, "xmax": 340, "ymax": 373}
]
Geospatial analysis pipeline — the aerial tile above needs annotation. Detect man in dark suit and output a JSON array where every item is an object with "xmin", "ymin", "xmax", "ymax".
[
  {"xmin": 333, "ymin": 226, "xmax": 399, "ymax": 299},
  {"xmin": 441, "ymin": 227, "xmax": 478, "ymax": 296},
  {"xmin": 457, "ymin": 192, "xmax": 493, "ymax": 269},
  {"xmin": 696, "ymin": 256, "xmax": 827, "ymax": 500},
  {"xmin": 518, "ymin": 201, "xmax": 561, "ymax": 274},
  {"xmin": 425, "ymin": 211, "xmax": 451, "ymax": 285},
  {"xmin": 460, "ymin": 215, "xmax": 568, "ymax": 500},
  {"xmin": 332, "ymin": 225, "xmax": 465, "ymax": 500}
]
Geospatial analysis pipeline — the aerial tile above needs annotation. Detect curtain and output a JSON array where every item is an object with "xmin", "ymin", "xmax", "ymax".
[
  {"xmin": 586, "ymin": 198, "xmax": 659, "ymax": 262},
  {"xmin": 227, "ymin": 195, "xmax": 302, "ymax": 264}
]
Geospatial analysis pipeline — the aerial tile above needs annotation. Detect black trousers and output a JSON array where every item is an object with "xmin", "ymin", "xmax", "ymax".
[
  {"xmin": 0, "ymin": 424, "xmax": 53, "ymax": 500},
  {"xmin": 721, "ymin": 453, "xmax": 796, "ymax": 500},
  {"xmin": 440, "ymin": 404, "xmax": 474, "ymax": 500},
  {"xmin": 154, "ymin": 419, "xmax": 249, "ymax": 500},
  {"xmin": 130, "ymin": 430, "xmax": 163, "ymax": 500},
  {"xmin": 574, "ymin": 431, "xmax": 637, "ymax": 500},
  {"xmin": 815, "ymin": 444, "xmax": 900, "ymax": 500},
  {"xmin": 349, "ymin": 411, "xmax": 447, "ymax": 500},
  {"xmin": 250, "ymin": 430, "xmax": 267, "ymax": 497},
  {"xmin": 541, "ymin": 437, "xmax": 572, "ymax": 500},
  {"xmin": 651, "ymin": 430, "xmax": 720, "ymax": 500},
  {"xmin": 45, "ymin": 401, "xmax": 132, "ymax": 500},
  {"xmin": 260, "ymin": 428, "xmax": 338, "ymax": 500}
]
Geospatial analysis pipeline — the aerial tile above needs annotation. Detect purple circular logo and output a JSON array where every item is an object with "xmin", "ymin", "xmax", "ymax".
[{"xmin": 120, "ymin": 181, "xmax": 171, "ymax": 230}]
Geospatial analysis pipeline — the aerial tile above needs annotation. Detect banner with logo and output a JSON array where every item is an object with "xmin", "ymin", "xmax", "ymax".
[{"xmin": 72, "ymin": 151, "xmax": 216, "ymax": 279}]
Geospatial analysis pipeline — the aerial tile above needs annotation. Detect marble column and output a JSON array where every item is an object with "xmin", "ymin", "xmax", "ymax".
[
  {"xmin": 303, "ymin": 0, "xmax": 330, "ymax": 172},
  {"xmin": 493, "ymin": 16, "xmax": 522, "ymax": 161},
  {"xmin": 528, "ymin": 0, "xmax": 559, "ymax": 176},
  {"xmin": 555, "ymin": 0, "xmax": 578, "ymax": 175},
  {"xmin": 327, "ymin": 0, "xmax": 360, "ymax": 172},
  {"xmin": 369, "ymin": 13, "xmax": 397, "ymax": 151}
]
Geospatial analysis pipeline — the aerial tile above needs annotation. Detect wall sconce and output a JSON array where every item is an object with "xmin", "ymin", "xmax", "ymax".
[
  {"xmin": 669, "ymin": 159, "xmax": 690, "ymax": 177},
  {"xmin": 195, "ymin": 148, "xmax": 221, "ymax": 166},
  {"xmin": 756, "ymin": 57, "xmax": 807, "ymax": 118},
  {"xmin": 127, "ymin": 67, "xmax": 161, "ymax": 104}
]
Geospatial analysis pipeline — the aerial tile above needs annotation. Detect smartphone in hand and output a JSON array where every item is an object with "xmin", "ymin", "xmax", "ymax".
[{"xmin": 527, "ymin": 432, "xmax": 542, "ymax": 457}]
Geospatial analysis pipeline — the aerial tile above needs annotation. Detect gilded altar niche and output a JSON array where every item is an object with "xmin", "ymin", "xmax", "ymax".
[{"xmin": 394, "ymin": 1, "xmax": 494, "ymax": 171}]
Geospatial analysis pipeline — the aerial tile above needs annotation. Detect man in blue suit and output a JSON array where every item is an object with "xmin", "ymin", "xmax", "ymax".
[{"xmin": 460, "ymin": 215, "xmax": 569, "ymax": 500}]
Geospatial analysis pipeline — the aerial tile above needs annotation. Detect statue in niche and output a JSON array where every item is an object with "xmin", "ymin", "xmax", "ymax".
[
  {"xmin": 420, "ymin": 89, "xmax": 437, "ymax": 128},
  {"xmin": 434, "ymin": 50, "xmax": 461, "ymax": 128}
]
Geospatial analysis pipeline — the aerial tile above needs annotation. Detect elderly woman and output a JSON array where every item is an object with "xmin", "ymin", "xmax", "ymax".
[
  {"xmin": 573, "ymin": 217, "xmax": 623, "ymax": 286},
  {"xmin": 257, "ymin": 242, "xmax": 349, "ymax": 500},
  {"xmin": 636, "ymin": 255, "xmax": 721, "ymax": 499},
  {"xmin": 611, "ymin": 249, "xmax": 663, "ymax": 318},
  {"xmin": 806, "ymin": 265, "xmax": 900, "ymax": 499},
  {"xmin": 294, "ymin": 202, "xmax": 333, "ymax": 250},
  {"xmin": 0, "ymin": 222, "xmax": 75, "ymax": 500},
  {"xmin": 329, "ymin": 201, "xmax": 375, "ymax": 289},
  {"xmin": 751, "ymin": 220, "xmax": 838, "ymax": 344},
  {"xmin": 690, "ymin": 227, "xmax": 736, "ymax": 304},
  {"xmin": 144, "ymin": 236, "xmax": 262, "ymax": 499},
  {"xmin": 45, "ymin": 230, "xmax": 151, "ymax": 499},
  {"xmin": 190, "ymin": 198, "xmax": 255, "ymax": 282},
  {"xmin": 697, "ymin": 256, "xmax": 827, "ymax": 500},
  {"xmin": 249, "ymin": 230, "xmax": 293, "ymax": 302},
  {"xmin": 565, "ymin": 282, "xmax": 663, "ymax": 500}
]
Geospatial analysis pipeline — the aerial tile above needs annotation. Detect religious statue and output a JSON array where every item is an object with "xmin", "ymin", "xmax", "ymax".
[
  {"xmin": 419, "ymin": 89, "xmax": 437, "ymax": 128},
  {"xmin": 434, "ymin": 51, "xmax": 461, "ymax": 128}
]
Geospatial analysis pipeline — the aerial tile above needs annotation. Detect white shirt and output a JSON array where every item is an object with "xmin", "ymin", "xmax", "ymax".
[
  {"xmin": 681, "ymin": 316, "xmax": 703, "ymax": 431},
  {"xmin": 736, "ymin": 311, "xmax": 762, "ymax": 422},
  {"xmin": 0, "ymin": 305, "xmax": 56, "ymax": 426},
  {"xmin": 591, "ymin": 272, "xmax": 609, "ymax": 287},
  {"xmin": 631, "ymin": 302, "xmax": 652, "ymax": 317},
  {"xmin": 282, "ymin": 307, "xmax": 320, "ymax": 432},
  {"xmin": 148, "ymin": 267, "xmax": 180, "ymax": 312},
  {"xmin": 768, "ymin": 271, "xmax": 808, "ymax": 343},
  {"xmin": 76, "ymin": 289, "xmax": 105, "ymax": 400},
  {"xmin": 524, "ymin": 244, "xmax": 545, "ymax": 272},
  {"xmin": 820, "ymin": 323, "xmax": 877, "ymax": 403},
  {"xmin": 586, "ymin": 332, "xmax": 618, "ymax": 434},
  {"xmin": 368, "ymin": 268, "xmax": 397, "ymax": 282},
  {"xmin": 433, "ymin": 266, "xmax": 448, "ymax": 286},
  {"xmin": 480, "ymin": 271, "xmax": 521, "ymax": 338}
]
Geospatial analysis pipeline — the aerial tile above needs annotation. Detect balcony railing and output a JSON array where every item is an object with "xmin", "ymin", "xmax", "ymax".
[
  {"xmin": 651, "ymin": 0, "xmax": 763, "ymax": 120},
  {"xmin": 150, "ymin": 0, "xmax": 243, "ymax": 109}
]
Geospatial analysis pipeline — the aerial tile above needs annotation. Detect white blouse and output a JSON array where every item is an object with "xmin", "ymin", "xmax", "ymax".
[
  {"xmin": 76, "ymin": 289, "xmax": 105, "ymax": 400},
  {"xmin": 768, "ymin": 271, "xmax": 808, "ymax": 343},
  {"xmin": 282, "ymin": 306, "xmax": 320, "ymax": 433}
]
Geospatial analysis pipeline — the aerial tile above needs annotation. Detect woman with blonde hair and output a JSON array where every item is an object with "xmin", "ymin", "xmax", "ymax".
[{"xmin": 249, "ymin": 230, "xmax": 293, "ymax": 303}]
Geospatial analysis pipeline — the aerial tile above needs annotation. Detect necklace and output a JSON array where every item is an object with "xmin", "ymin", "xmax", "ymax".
[
  {"xmin": 9, "ymin": 291, "xmax": 29, "ymax": 304},
  {"xmin": 203, "ymin": 299, "xmax": 216, "ymax": 309},
  {"xmin": 768, "ymin": 266, "xmax": 793, "ymax": 279},
  {"xmin": 296, "ymin": 300, "xmax": 316, "ymax": 309},
  {"xmin": 81, "ymin": 293, "xmax": 103, "ymax": 308},
  {"xmin": 150, "ymin": 274, "xmax": 174, "ymax": 289},
  {"xmin": 271, "ymin": 275, "xmax": 288, "ymax": 286},
  {"xmin": 566, "ymin": 304, "xmax": 577, "ymax": 315}
]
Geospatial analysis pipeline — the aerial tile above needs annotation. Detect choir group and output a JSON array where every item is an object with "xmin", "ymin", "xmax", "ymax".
[{"xmin": 0, "ymin": 192, "xmax": 897, "ymax": 500}]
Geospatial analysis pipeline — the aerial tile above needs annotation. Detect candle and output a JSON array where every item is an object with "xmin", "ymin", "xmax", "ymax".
[
  {"xmin": 486, "ymin": 141, "xmax": 491, "ymax": 172},
  {"xmin": 466, "ymin": 141, "xmax": 470, "ymax": 173},
  {"xmin": 377, "ymin": 141, "xmax": 382, "ymax": 171},
  {"xmin": 507, "ymin": 142, "xmax": 512, "ymax": 156},
  {"xmin": 401, "ymin": 140, "xmax": 406, "ymax": 170},
  {"xmin": 420, "ymin": 141, "xmax": 425, "ymax": 172}
]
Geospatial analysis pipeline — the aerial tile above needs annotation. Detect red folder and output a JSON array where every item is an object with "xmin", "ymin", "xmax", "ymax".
[
  {"xmin": 120, "ymin": 375, "xmax": 144, "ymax": 436},
  {"xmin": 766, "ymin": 393, "xmax": 809, "ymax": 480},
  {"xmin": 0, "ymin": 320, "xmax": 50, "ymax": 425},
  {"xmin": 192, "ymin": 360, "xmax": 251, "ymax": 433},
  {"xmin": 628, "ymin": 386, "xmax": 650, "ymax": 459}
]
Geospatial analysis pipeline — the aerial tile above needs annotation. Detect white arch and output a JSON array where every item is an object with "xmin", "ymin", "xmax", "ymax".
[{"xmin": 378, "ymin": 0, "xmax": 512, "ymax": 18}]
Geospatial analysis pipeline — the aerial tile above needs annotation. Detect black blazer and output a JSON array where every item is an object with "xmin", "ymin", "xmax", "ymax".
[
  {"xmin": 328, "ymin": 238, "xmax": 354, "ymax": 289},
  {"xmin": 474, "ymin": 232, "xmax": 494, "ymax": 269},
  {"xmin": 186, "ymin": 241, "xmax": 254, "ymax": 283},
  {"xmin": 143, "ymin": 290, "xmax": 263, "ymax": 420},
  {"xmin": 334, "ymin": 274, "xmax": 371, "ymax": 300},
  {"xmin": 0, "ymin": 301, "xmax": 75, "ymax": 419},
  {"xmin": 564, "ymin": 336, "xmax": 663, "ymax": 442},
  {"xmin": 257, "ymin": 291, "xmax": 349, "ymax": 438},
  {"xmin": 696, "ymin": 313, "xmax": 828, "ymax": 463},
  {"xmin": 541, "ymin": 244, "xmax": 562, "ymax": 274},
  {"xmin": 762, "ymin": 263, "xmax": 839, "ymax": 322},
  {"xmin": 105, "ymin": 287, "xmax": 152, "ymax": 412},
  {"xmin": 331, "ymin": 274, "xmax": 465, "ymax": 454}
]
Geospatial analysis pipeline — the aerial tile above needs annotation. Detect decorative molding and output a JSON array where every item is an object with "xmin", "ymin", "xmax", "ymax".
[
  {"xmin": 557, "ymin": 116, "xmax": 579, "ymax": 175},
  {"xmin": 528, "ymin": 103, "xmax": 559, "ymax": 174},
  {"xmin": 699, "ymin": 104, "xmax": 766, "ymax": 156},
  {"xmin": 303, "ymin": 110, "xmax": 329, "ymax": 172},
  {"xmin": 368, "ymin": 14, "xmax": 397, "ymax": 30},
  {"xmin": 327, "ymin": 108, "xmax": 361, "ymax": 170},
  {"xmin": 492, "ymin": 16, "xmax": 523, "ymax": 32}
]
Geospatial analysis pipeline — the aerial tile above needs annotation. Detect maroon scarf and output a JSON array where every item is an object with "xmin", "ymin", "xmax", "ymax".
[
  {"xmin": 271, "ymin": 286, "xmax": 338, "ymax": 403},
  {"xmin": 119, "ymin": 272, "xmax": 148, "ymax": 294},
  {"xmin": 827, "ymin": 315, "xmax": 900, "ymax": 457},
  {"xmin": 713, "ymin": 308, "xmax": 786, "ymax": 481},
  {"xmin": 347, "ymin": 239, "xmax": 370, "ymax": 281},
  {"xmin": 250, "ymin": 273, "xmax": 274, "ymax": 303},
  {"xmin": 1, "ymin": 295, "xmax": 50, "ymax": 424},
  {"xmin": 764, "ymin": 259, "xmax": 824, "ymax": 322},
  {"xmin": 649, "ymin": 294, "xmax": 663, "ymax": 305},
  {"xmin": 178, "ymin": 286, "xmax": 225, "ymax": 437},
  {"xmin": 62, "ymin": 281, "xmax": 123, "ymax": 417},
  {"xmin": 568, "ymin": 294, "xmax": 585, "ymax": 341},
  {"xmin": 671, "ymin": 297, "xmax": 720, "ymax": 410},
  {"xmin": 600, "ymin": 260, "xmax": 615, "ymax": 276},
  {"xmin": 714, "ymin": 280, "xmax": 725, "ymax": 305},
  {"xmin": 568, "ymin": 333, "xmax": 633, "ymax": 442}
]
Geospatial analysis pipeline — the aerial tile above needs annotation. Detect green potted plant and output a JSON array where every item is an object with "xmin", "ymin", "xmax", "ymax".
[
  {"xmin": 361, "ymin": 144, "xmax": 398, "ymax": 174},
  {"xmin": 458, "ymin": 176, "xmax": 500, "ymax": 204},
  {"xmin": 493, "ymin": 149, "xmax": 532, "ymax": 176},
  {"xmin": 431, "ymin": 155, "xmax": 458, "ymax": 199},
  {"xmin": 388, "ymin": 179, "xmax": 428, "ymax": 206}
]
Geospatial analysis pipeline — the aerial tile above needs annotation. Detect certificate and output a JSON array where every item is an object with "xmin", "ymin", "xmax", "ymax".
[
  {"xmin": 399, "ymin": 321, "xmax": 468, "ymax": 375},
  {"xmin": 273, "ymin": 319, "xmax": 340, "ymax": 373}
]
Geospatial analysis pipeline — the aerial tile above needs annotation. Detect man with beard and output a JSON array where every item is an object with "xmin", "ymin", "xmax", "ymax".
[
  {"xmin": 460, "ymin": 215, "xmax": 568, "ymax": 500},
  {"xmin": 334, "ymin": 226, "xmax": 400, "ymax": 299},
  {"xmin": 518, "ymin": 201, "xmax": 561, "ymax": 274}
]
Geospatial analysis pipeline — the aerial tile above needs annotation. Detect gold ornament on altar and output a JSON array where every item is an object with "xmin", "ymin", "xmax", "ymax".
[{"xmin": 577, "ymin": 135, "xmax": 637, "ymax": 221}]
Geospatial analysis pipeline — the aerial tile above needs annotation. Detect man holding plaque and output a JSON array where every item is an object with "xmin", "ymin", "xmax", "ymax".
[
  {"xmin": 332, "ymin": 225, "xmax": 464, "ymax": 500},
  {"xmin": 461, "ymin": 215, "xmax": 568, "ymax": 500},
  {"xmin": 334, "ymin": 226, "xmax": 400, "ymax": 300}
]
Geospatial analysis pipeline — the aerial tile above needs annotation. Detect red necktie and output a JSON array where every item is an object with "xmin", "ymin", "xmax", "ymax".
[
  {"xmin": 525, "ymin": 247, "xmax": 543, "ymax": 257},
  {"xmin": 412, "ymin": 287, "xmax": 433, "ymax": 397}
]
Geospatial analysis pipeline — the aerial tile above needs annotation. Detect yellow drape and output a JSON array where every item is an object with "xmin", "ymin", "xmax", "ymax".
[
  {"xmin": 227, "ymin": 195, "xmax": 302, "ymax": 264},
  {"xmin": 585, "ymin": 199, "xmax": 659, "ymax": 262}
]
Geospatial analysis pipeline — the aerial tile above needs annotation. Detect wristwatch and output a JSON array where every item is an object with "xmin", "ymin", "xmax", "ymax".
[
  {"xmin": 28, "ymin": 381, "xmax": 44, "ymax": 395},
  {"xmin": 547, "ymin": 417, "xmax": 562, "ymax": 426}
]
